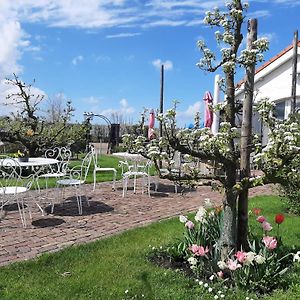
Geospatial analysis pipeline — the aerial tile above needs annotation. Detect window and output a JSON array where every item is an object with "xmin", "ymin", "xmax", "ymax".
[{"xmin": 274, "ymin": 101, "xmax": 285, "ymax": 120}]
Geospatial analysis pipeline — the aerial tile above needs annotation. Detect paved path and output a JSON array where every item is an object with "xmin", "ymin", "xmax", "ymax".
[{"xmin": 0, "ymin": 179, "xmax": 277, "ymax": 266}]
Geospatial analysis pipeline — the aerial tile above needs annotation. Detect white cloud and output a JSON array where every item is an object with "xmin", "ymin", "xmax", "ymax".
[
  {"xmin": 142, "ymin": 20, "xmax": 186, "ymax": 28},
  {"xmin": 247, "ymin": 10, "xmax": 271, "ymax": 19},
  {"xmin": 100, "ymin": 98, "xmax": 135, "ymax": 116},
  {"xmin": 106, "ymin": 32, "xmax": 141, "ymax": 39},
  {"xmin": 72, "ymin": 55, "xmax": 84, "ymax": 65},
  {"xmin": 0, "ymin": 21, "xmax": 26, "ymax": 77},
  {"xmin": 95, "ymin": 55, "xmax": 111, "ymax": 63},
  {"xmin": 152, "ymin": 59, "xmax": 173, "ymax": 71},
  {"xmin": 258, "ymin": 32, "xmax": 278, "ymax": 44},
  {"xmin": 178, "ymin": 101, "xmax": 201, "ymax": 118},
  {"xmin": 0, "ymin": 78, "xmax": 47, "ymax": 116},
  {"xmin": 86, "ymin": 96, "xmax": 101, "ymax": 105}
]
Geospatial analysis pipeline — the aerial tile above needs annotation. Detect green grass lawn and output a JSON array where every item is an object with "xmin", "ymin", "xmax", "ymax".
[
  {"xmin": 0, "ymin": 195, "xmax": 299, "ymax": 300},
  {"xmin": 36, "ymin": 154, "xmax": 122, "ymax": 189},
  {"xmin": 36, "ymin": 154, "xmax": 156, "ymax": 189}
]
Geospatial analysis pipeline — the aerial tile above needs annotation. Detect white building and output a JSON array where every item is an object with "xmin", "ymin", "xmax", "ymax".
[{"xmin": 235, "ymin": 41, "xmax": 300, "ymax": 144}]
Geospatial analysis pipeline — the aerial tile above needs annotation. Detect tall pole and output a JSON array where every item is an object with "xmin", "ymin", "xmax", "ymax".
[
  {"xmin": 291, "ymin": 30, "xmax": 298, "ymax": 113},
  {"xmin": 159, "ymin": 64, "xmax": 164, "ymax": 168},
  {"xmin": 237, "ymin": 18, "xmax": 257, "ymax": 250},
  {"xmin": 159, "ymin": 64, "xmax": 164, "ymax": 138}
]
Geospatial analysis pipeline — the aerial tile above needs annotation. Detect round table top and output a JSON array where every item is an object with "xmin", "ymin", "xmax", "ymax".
[
  {"xmin": 16, "ymin": 157, "xmax": 59, "ymax": 167},
  {"xmin": 112, "ymin": 152, "xmax": 142, "ymax": 159},
  {"xmin": 0, "ymin": 157, "xmax": 59, "ymax": 167}
]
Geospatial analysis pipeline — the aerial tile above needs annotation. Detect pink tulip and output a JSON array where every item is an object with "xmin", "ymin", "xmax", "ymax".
[
  {"xmin": 185, "ymin": 221, "xmax": 195, "ymax": 230},
  {"xmin": 227, "ymin": 259, "xmax": 241, "ymax": 271},
  {"xmin": 262, "ymin": 221, "xmax": 273, "ymax": 232},
  {"xmin": 262, "ymin": 236, "xmax": 277, "ymax": 250},
  {"xmin": 189, "ymin": 244, "xmax": 209, "ymax": 256},
  {"xmin": 256, "ymin": 215, "xmax": 266, "ymax": 223},
  {"xmin": 217, "ymin": 271, "xmax": 224, "ymax": 278},
  {"xmin": 235, "ymin": 251, "xmax": 247, "ymax": 263}
]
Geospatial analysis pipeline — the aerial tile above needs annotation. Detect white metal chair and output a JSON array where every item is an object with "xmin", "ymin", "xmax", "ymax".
[
  {"xmin": 0, "ymin": 156, "xmax": 34, "ymax": 227},
  {"xmin": 38, "ymin": 147, "xmax": 72, "ymax": 213},
  {"xmin": 121, "ymin": 160, "xmax": 151, "ymax": 198},
  {"xmin": 39, "ymin": 147, "xmax": 72, "ymax": 186},
  {"xmin": 56, "ymin": 151, "xmax": 93, "ymax": 215},
  {"xmin": 90, "ymin": 145, "xmax": 117, "ymax": 191},
  {"xmin": 155, "ymin": 151, "xmax": 182, "ymax": 193}
]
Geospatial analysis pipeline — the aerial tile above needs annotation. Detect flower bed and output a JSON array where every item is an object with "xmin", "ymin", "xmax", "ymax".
[{"xmin": 149, "ymin": 198, "xmax": 300, "ymax": 296}]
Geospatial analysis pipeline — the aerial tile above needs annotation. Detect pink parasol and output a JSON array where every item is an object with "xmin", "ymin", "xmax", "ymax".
[
  {"xmin": 148, "ymin": 109, "xmax": 155, "ymax": 140},
  {"xmin": 203, "ymin": 91, "xmax": 213, "ymax": 128}
]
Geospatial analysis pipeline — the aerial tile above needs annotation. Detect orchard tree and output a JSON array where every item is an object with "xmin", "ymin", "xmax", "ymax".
[
  {"xmin": 123, "ymin": 0, "xmax": 270, "ymax": 254},
  {"xmin": 0, "ymin": 74, "xmax": 87, "ymax": 156}
]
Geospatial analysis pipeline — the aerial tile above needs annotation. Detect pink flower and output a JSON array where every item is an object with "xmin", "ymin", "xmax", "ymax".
[
  {"xmin": 217, "ymin": 271, "xmax": 224, "ymax": 278},
  {"xmin": 262, "ymin": 221, "xmax": 273, "ymax": 232},
  {"xmin": 189, "ymin": 244, "xmax": 209, "ymax": 256},
  {"xmin": 235, "ymin": 251, "xmax": 247, "ymax": 263},
  {"xmin": 256, "ymin": 215, "xmax": 266, "ymax": 223},
  {"xmin": 262, "ymin": 236, "xmax": 277, "ymax": 250},
  {"xmin": 226, "ymin": 259, "xmax": 241, "ymax": 271},
  {"xmin": 185, "ymin": 220, "xmax": 194, "ymax": 230}
]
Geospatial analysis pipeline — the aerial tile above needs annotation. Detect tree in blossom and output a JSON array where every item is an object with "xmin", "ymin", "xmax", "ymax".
[{"xmin": 123, "ymin": 0, "xmax": 299, "ymax": 255}]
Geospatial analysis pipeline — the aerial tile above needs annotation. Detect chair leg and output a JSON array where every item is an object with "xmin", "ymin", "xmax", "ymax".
[
  {"xmin": 75, "ymin": 186, "xmax": 82, "ymax": 215},
  {"xmin": 93, "ymin": 170, "xmax": 96, "ymax": 191},
  {"xmin": 133, "ymin": 174, "xmax": 137, "ymax": 194},
  {"xmin": 112, "ymin": 170, "xmax": 116, "ymax": 191},
  {"xmin": 141, "ymin": 175, "xmax": 145, "ymax": 194},
  {"xmin": 122, "ymin": 175, "xmax": 127, "ymax": 198},
  {"xmin": 147, "ymin": 175, "xmax": 151, "ymax": 197},
  {"xmin": 17, "ymin": 198, "xmax": 26, "ymax": 228},
  {"xmin": 155, "ymin": 179, "xmax": 159, "ymax": 192}
]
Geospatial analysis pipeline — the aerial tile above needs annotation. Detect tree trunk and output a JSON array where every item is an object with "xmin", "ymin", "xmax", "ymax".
[
  {"xmin": 220, "ymin": 69, "xmax": 239, "ymax": 255},
  {"xmin": 291, "ymin": 30, "xmax": 298, "ymax": 114},
  {"xmin": 220, "ymin": 164, "xmax": 238, "ymax": 257},
  {"xmin": 237, "ymin": 19, "xmax": 257, "ymax": 250}
]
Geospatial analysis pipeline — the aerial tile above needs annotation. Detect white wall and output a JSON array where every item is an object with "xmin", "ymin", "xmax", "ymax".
[{"xmin": 235, "ymin": 47, "xmax": 300, "ymax": 144}]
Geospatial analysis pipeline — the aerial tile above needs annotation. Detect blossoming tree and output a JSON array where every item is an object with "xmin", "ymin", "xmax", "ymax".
[
  {"xmin": 123, "ymin": 0, "xmax": 299, "ymax": 254},
  {"xmin": 0, "ymin": 74, "xmax": 87, "ymax": 156}
]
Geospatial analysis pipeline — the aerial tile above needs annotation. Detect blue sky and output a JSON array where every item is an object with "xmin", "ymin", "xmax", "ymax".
[{"xmin": 0, "ymin": 0, "xmax": 299, "ymax": 126}]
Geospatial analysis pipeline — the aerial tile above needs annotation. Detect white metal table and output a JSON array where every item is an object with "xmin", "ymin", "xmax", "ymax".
[
  {"xmin": 0, "ymin": 157, "xmax": 60, "ymax": 218},
  {"xmin": 13, "ymin": 157, "xmax": 59, "ymax": 214},
  {"xmin": 112, "ymin": 152, "xmax": 151, "ymax": 197}
]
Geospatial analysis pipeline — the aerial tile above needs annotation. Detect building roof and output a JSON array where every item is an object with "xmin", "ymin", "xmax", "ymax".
[
  {"xmin": 255, "ymin": 40, "xmax": 300, "ymax": 75},
  {"xmin": 236, "ymin": 40, "xmax": 300, "ymax": 89}
]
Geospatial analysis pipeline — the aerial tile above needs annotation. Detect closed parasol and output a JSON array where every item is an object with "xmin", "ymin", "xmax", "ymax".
[
  {"xmin": 148, "ymin": 109, "xmax": 155, "ymax": 139},
  {"xmin": 203, "ymin": 91, "xmax": 213, "ymax": 128}
]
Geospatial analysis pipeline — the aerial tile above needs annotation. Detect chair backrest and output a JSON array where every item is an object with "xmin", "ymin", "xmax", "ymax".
[
  {"xmin": 0, "ymin": 156, "xmax": 33, "ymax": 192},
  {"xmin": 89, "ymin": 144, "xmax": 99, "ymax": 169},
  {"xmin": 44, "ymin": 147, "xmax": 72, "ymax": 173},
  {"xmin": 80, "ymin": 151, "xmax": 93, "ymax": 182}
]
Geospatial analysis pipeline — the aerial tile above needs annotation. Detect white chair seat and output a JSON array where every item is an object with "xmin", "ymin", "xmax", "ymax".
[
  {"xmin": 95, "ymin": 167, "xmax": 116, "ymax": 172},
  {"xmin": 0, "ymin": 156, "xmax": 34, "ymax": 228},
  {"xmin": 39, "ymin": 172, "xmax": 66, "ymax": 178},
  {"xmin": 57, "ymin": 179, "xmax": 84, "ymax": 186},
  {"xmin": 122, "ymin": 162, "xmax": 151, "ymax": 198},
  {"xmin": 91, "ymin": 146, "xmax": 117, "ymax": 191},
  {"xmin": 0, "ymin": 186, "xmax": 28, "ymax": 194}
]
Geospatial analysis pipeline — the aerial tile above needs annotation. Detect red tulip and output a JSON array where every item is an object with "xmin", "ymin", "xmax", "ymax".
[{"xmin": 275, "ymin": 213, "xmax": 284, "ymax": 224}]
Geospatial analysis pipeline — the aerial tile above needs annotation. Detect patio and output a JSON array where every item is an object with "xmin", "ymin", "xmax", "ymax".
[{"xmin": 0, "ymin": 179, "xmax": 276, "ymax": 266}]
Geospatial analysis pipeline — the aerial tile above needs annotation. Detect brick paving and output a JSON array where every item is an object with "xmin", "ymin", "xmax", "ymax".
[{"xmin": 0, "ymin": 178, "xmax": 277, "ymax": 266}]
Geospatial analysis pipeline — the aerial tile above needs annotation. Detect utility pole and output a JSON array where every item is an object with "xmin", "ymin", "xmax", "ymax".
[
  {"xmin": 159, "ymin": 64, "xmax": 164, "ymax": 138},
  {"xmin": 237, "ymin": 18, "xmax": 257, "ymax": 250},
  {"xmin": 159, "ymin": 64, "xmax": 164, "ymax": 168},
  {"xmin": 291, "ymin": 30, "xmax": 298, "ymax": 113}
]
